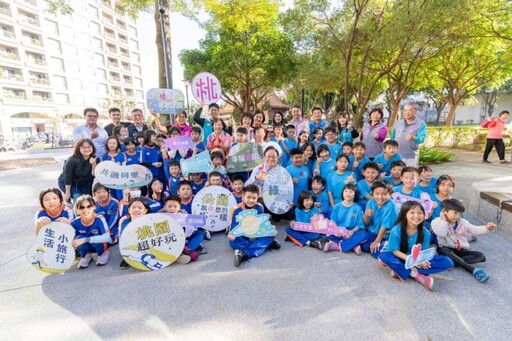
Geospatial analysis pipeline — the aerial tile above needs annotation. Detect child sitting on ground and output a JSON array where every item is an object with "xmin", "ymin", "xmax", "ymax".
[
  {"xmin": 431, "ymin": 198, "xmax": 495, "ymax": 283},
  {"xmin": 227, "ymin": 184, "xmax": 280, "ymax": 267}
]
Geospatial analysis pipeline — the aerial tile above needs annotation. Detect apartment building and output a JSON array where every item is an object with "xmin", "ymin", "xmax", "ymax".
[{"xmin": 0, "ymin": 0, "xmax": 145, "ymax": 142}]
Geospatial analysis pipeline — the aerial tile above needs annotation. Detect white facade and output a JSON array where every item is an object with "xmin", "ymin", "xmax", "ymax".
[{"xmin": 0, "ymin": 0, "xmax": 145, "ymax": 142}]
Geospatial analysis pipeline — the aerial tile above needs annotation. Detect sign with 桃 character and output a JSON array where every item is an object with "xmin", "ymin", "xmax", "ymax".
[
  {"xmin": 119, "ymin": 213, "xmax": 185, "ymax": 271},
  {"xmin": 191, "ymin": 72, "xmax": 222, "ymax": 104}
]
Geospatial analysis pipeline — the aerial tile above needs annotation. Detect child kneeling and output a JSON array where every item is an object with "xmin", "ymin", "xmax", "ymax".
[{"xmin": 227, "ymin": 185, "xmax": 280, "ymax": 267}]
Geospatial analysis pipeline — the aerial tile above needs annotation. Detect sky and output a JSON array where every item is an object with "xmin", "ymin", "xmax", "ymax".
[
  {"xmin": 135, "ymin": 1, "xmax": 295, "ymax": 104},
  {"xmin": 136, "ymin": 11, "xmax": 205, "ymax": 101}
]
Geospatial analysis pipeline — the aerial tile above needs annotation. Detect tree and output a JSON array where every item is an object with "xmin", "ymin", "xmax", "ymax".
[
  {"xmin": 422, "ymin": 35, "xmax": 511, "ymax": 127},
  {"xmin": 179, "ymin": 0, "xmax": 297, "ymax": 113},
  {"xmin": 281, "ymin": 0, "xmax": 468, "ymax": 128}
]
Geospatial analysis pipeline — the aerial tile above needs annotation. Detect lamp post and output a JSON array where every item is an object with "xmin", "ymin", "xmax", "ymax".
[
  {"xmin": 183, "ymin": 79, "xmax": 191, "ymax": 125},
  {"xmin": 158, "ymin": 0, "xmax": 172, "ymax": 89},
  {"xmin": 299, "ymin": 78, "xmax": 306, "ymax": 113}
]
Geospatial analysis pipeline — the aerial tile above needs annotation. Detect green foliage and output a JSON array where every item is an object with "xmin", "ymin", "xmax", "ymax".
[
  {"xmin": 419, "ymin": 147, "xmax": 454, "ymax": 165},
  {"xmin": 426, "ymin": 127, "xmax": 488, "ymax": 150},
  {"xmin": 179, "ymin": 0, "xmax": 296, "ymax": 112}
]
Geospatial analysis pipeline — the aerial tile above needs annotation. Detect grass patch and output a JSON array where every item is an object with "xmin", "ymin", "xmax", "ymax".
[{"xmin": 419, "ymin": 147, "xmax": 454, "ymax": 165}]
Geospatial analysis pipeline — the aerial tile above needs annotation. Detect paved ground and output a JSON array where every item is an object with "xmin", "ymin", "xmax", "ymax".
[{"xmin": 1, "ymin": 148, "xmax": 512, "ymax": 340}]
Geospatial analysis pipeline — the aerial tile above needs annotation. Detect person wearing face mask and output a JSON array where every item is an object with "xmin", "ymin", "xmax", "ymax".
[{"xmin": 391, "ymin": 102, "xmax": 427, "ymax": 168}]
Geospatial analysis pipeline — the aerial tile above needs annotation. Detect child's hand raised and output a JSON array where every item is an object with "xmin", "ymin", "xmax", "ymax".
[
  {"xmin": 346, "ymin": 176, "xmax": 355, "ymax": 184},
  {"xmin": 487, "ymin": 222, "xmax": 497, "ymax": 231}
]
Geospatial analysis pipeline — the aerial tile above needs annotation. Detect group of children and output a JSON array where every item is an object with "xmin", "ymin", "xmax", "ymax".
[{"xmin": 33, "ymin": 112, "xmax": 497, "ymax": 291}]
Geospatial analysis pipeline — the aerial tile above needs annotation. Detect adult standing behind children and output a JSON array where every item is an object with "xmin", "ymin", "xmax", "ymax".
[
  {"xmin": 103, "ymin": 107, "xmax": 131, "ymax": 137},
  {"xmin": 308, "ymin": 107, "xmax": 329, "ymax": 139},
  {"xmin": 287, "ymin": 105, "xmax": 309, "ymax": 139},
  {"xmin": 73, "ymin": 108, "xmax": 108, "ymax": 158},
  {"xmin": 391, "ymin": 102, "xmax": 427, "ymax": 167},
  {"xmin": 127, "ymin": 108, "xmax": 149, "ymax": 145},
  {"xmin": 361, "ymin": 108, "xmax": 388, "ymax": 160},
  {"xmin": 481, "ymin": 110, "xmax": 510, "ymax": 164},
  {"xmin": 194, "ymin": 102, "xmax": 230, "ymax": 145}
]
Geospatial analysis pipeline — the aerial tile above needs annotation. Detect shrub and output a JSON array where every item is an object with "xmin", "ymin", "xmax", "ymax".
[{"xmin": 419, "ymin": 147, "xmax": 454, "ymax": 165}]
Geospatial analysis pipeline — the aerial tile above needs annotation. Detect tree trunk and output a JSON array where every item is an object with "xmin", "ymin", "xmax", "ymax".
[
  {"xmin": 154, "ymin": 0, "xmax": 172, "ymax": 89},
  {"xmin": 388, "ymin": 105, "xmax": 400, "ymax": 128},
  {"xmin": 445, "ymin": 104, "xmax": 457, "ymax": 128}
]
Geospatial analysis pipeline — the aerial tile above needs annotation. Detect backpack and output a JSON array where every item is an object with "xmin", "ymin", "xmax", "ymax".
[{"xmin": 480, "ymin": 118, "xmax": 497, "ymax": 128}]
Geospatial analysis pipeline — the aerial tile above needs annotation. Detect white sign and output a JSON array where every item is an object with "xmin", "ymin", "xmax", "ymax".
[
  {"xmin": 27, "ymin": 222, "xmax": 75, "ymax": 274},
  {"xmin": 192, "ymin": 185, "xmax": 237, "ymax": 232},
  {"xmin": 191, "ymin": 72, "xmax": 222, "ymax": 104},
  {"xmin": 262, "ymin": 165, "xmax": 294, "ymax": 215},
  {"xmin": 96, "ymin": 161, "xmax": 153, "ymax": 190},
  {"xmin": 119, "ymin": 213, "xmax": 186, "ymax": 271}
]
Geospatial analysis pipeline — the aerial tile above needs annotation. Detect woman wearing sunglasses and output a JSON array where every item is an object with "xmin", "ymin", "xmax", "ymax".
[{"xmin": 71, "ymin": 195, "xmax": 112, "ymax": 269}]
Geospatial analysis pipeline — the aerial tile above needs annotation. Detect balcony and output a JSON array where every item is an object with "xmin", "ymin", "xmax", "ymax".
[
  {"xmin": 102, "ymin": 17, "xmax": 114, "ymax": 27},
  {"xmin": 117, "ymin": 22, "xmax": 126, "ymax": 31},
  {"xmin": 3, "ymin": 90, "xmax": 26, "ymax": 99},
  {"xmin": 123, "ymin": 77, "xmax": 132, "ymax": 85},
  {"xmin": 18, "ymin": 16, "xmax": 39, "ymax": 27},
  {"xmin": 110, "ymin": 75, "xmax": 121, "ymax": 83},
  {"xmin": 121, "ymin": 64, "xmax": 131, "ymax": 72},
  {"xmin": 32, "ymin": 94, "xmax": 53, "ymax": 101},
  {"xmin": 0, "ymin": 72, "xmax": 24, "ymax": 81},
  {"xmin": 120, "ymin": 51, "xmax": 129, "ymax": 59},
  {"xmin": 1, "ymin": 30, "xmax": 15, "ymax": 39},
  {"xmin": 118, "ymin": 36, "xmax": 128, "ymax": 46},
  {"xmin": 0, "ymin": 7, "xmax": 11, "ymax": 17},
  {"xmin": 103, "ymin": 31, "xmax": 115, "ymax": 41},
  {"xmin": 0, "ymin": 51, "xmax": 20, "ymax": 61},
  {"xmin": 30, "ymin": 77, "xmax": 50, "ymax": 85},
  {"xmin": 28, "ymin": 58, "xmax": 47, "ymax": 67},
  {"xmin": 24, "ymin": 38, "xmax": 44, "ymax": 48},
  {"xmin": 24, "ymin": 0, "xmax": 37, "ymax": 6}
]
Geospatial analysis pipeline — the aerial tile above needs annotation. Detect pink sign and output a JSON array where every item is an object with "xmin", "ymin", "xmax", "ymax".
[
  {"xmin": 191, "ymin": 72, "xmax": 222, "ymax": 104},
  {"xmin": 392, "ymin": 192, "xmax": 434, "ymax": 219},
  {"xmin": 165, "ymin": 136, "xmax": 194, "ymax": 150},
  {"xmin": 292, "ymin": 214, "xmax": 349, "ymax": 237}
]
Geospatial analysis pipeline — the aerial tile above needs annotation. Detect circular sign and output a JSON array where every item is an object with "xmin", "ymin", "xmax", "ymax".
[
  {"xmin": 191, "ymin": 72, "xmax": 222, "ymax": 104},
  {"xmin": 262, "ymin": 165, "xmax": 294, "ymax": 215},
  {"xmin": 27, "ymin": 222, "xmax": 76, "ymax": 274},
  {"xmin": 119, "ymin": 213, "xmax": 185, "ymax": 271},
  {"xmin": 191, "ymin": 185, "xmax": 237, "ymax": 232}
]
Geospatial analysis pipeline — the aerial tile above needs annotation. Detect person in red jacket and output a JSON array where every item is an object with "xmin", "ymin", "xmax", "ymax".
[{"xmin": 482, "ymin": 110, "xmax": 510, "ymax": 164}]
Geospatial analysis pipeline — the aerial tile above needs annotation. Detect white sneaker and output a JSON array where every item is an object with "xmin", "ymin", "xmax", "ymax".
[
  {"xmin": 96, "ymin": 250, "xmax": 110, "ymax": 266},
  {"xmin": 205, "ymin": 230, "xmax": 212, "ymax": 240},
  {"xmin": 77, "ymin": 253, "xmax": 92, "ymax": 269}
]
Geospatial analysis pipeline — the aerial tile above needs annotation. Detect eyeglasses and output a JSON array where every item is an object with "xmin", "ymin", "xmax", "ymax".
[{"xmin": 79, "ymin": 204, "xmax": 93, "ymax": 210}]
